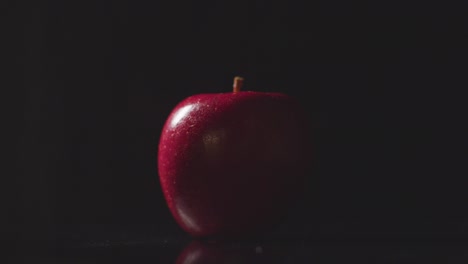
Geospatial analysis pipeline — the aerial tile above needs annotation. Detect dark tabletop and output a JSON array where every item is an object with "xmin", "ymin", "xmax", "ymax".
[{"xmin": 8, "ymin": 226, "xmax": 468, "ymax": 263}]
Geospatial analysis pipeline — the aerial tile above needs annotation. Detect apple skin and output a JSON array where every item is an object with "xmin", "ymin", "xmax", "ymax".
[{"xmin": 158, "ymin": 91, "xmax": 311, "ymax": 238}]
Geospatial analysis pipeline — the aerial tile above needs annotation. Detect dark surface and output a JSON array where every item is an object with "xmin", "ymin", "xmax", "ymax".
[
  {"xmin": 6, "ymin": 0, "xmax": 468, "ymax": 262},
  {"xmin": 8, "ymin": 232, "xmax": 468, "ymax": 263}
]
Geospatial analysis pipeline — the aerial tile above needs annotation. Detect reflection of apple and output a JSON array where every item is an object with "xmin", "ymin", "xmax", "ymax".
[
  {"xmin": 158, "ymin": 77, "xmax": 311, "ymax": 238},
  {"xmin": 176, "ymin": 240, "xmax": 269, "ymax": 264}
]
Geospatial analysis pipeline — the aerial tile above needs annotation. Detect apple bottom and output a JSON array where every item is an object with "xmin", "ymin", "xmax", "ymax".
[{"xmin": 167, "ymin": 165, "xmax": 306, "ymax": 238}]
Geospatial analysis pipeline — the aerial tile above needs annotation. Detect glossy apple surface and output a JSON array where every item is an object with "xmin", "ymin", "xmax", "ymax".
[{"xmin": 158, "ymin": 82, "xmax": 311, "ymax": 238}]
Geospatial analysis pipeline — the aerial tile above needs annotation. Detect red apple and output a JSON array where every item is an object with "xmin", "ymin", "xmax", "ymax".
[{"xmin": 158, "ymin": 77, "xmax": 311, "ymax": 238}]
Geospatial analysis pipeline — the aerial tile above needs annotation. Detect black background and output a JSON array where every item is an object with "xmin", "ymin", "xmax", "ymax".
[{"xmin": 5, "ymin": 0, "xmax": 468, "ymax": 254}]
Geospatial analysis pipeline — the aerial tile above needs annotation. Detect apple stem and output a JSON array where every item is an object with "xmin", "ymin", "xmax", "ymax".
[{"xmin": 233, "ymin": 76, "xmax": 244, "ymax": 93}]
